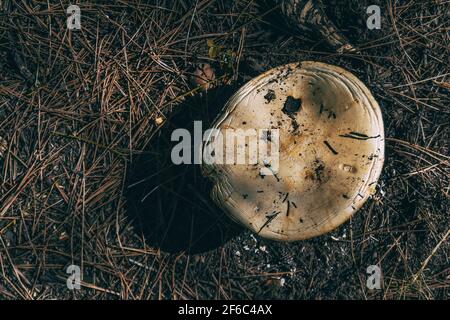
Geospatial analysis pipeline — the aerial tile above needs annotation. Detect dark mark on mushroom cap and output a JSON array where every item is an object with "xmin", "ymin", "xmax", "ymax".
[
  {"xmin": 339, "ymin": 132, "xmax": 381, "ymax": 140},
  {"xmin": 323, "ymin": 140, "xmax": 338, "ymax": 155},
  {"xmin": 264, "ymin": 89, "xmax": 276, "ymax": 103},
  {"xmin": 282, "ymin": 96, "xmax": 302, "ymax": 118},
  {"xmin": 258, "ymin": 211, "xmax": 280, "ymax": 233}
]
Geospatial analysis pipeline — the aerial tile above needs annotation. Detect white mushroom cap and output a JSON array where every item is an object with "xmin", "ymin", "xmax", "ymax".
[{"xmin": 203, "ymin": 61, "xmax": 384, "ymax": 241}]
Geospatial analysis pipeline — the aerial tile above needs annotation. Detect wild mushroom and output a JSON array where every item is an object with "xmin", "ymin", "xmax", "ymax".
[
  {"xmin": 202, "ymin": 61, "xmax": 384, "ymax": 241},
  {"xmin": 278, "ymin": 0, "xmax": 355, "ymax": 53}
]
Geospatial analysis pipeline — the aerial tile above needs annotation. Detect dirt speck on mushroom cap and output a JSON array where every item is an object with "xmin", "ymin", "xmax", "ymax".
[{"xmin": 264, "ymin": 89, "xmax": 277, "ymax": 103}]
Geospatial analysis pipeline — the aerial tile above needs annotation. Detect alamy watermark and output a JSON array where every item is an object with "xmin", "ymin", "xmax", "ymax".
[
  {"xmin": 366, "ymin": 265, "xmax": 382, "ymax": 290},
  {"xmin": 366, "ymin": 5, "xmax": 381, "ymax": 30},
  {"xmin": 67, "ymin": 5, "xmax": 81, "ymax": 30},
  {"xmin": 66, "ymin": 264, "xmax": 81, "ymax": 290},
  {"xmin": 171, "ymin": 121, "xmax": 280, "ymax": 175}
]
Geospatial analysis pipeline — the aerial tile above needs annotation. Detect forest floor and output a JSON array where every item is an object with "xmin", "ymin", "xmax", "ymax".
[{"xmin": 0, "ymin": 0, "xmax": 448, "ymax": 299}]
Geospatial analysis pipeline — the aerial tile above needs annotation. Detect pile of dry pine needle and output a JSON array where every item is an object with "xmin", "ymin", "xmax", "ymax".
[{"xmin": 0, "ymin": 0, "xmax": 448, "ymax": 299}]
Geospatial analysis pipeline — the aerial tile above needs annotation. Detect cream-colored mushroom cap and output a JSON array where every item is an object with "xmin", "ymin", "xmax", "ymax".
[{"xmin": 202, "ymin": 61, "xmax": 384, "ymax": 241}]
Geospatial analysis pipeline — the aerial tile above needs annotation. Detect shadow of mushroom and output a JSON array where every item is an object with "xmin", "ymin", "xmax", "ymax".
[{"xmin": 125, "ymin": 86, "xmax": 244, "ymax": 254}]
